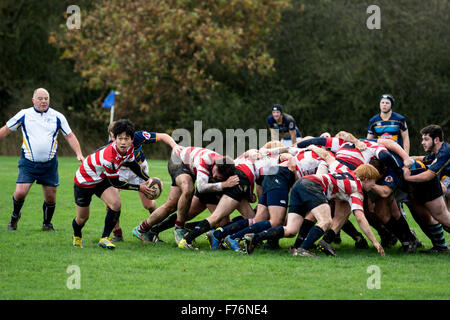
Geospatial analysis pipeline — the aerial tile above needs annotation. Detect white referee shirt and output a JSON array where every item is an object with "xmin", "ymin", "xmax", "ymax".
[{"xmin": 6, "ymin": 107, "xmax": 72, "ymax": 162}]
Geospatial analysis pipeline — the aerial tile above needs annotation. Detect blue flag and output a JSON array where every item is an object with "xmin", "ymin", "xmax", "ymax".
[{"xmin": 103, "ymin": 91, "xmax": 115, "ymax": 108}]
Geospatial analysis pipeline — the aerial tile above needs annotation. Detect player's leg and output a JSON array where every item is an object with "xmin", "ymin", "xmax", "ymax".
[
  {"xmin": 98, "ymin": 186, "xmax": 122, "ymax": 249},
  {"xmin": 299, "ymin": 203, "xmax": 332, "ymax": 253},
  {"xmin": 174, "ymin": 174, "xmax": 195, "ymax": 229},
  {"xmin": 42, "ymin": 185, "xmax": 57, "ymax": 230},
  {"xmin": 8, "ymin": 183, "xmax": 33, "ymax": 230},
  {"xmin": 425, "ymin": 196, "xmax": 450, "ymax": 232},
  {"xmin": 134, "ymin": 185, "xmax": 181, "ymax": 240}
]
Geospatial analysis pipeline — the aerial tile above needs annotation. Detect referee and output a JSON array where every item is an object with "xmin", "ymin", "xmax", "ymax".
[{"xmin": 0, "ymin": 88, "xmax": 84, "ymax": 231}]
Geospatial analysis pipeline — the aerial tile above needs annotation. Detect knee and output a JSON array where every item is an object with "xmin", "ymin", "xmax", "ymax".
[
  {"xmin": 318, "ymin": 218, "xmax": 332, "ymax": 231},
  {"xmin": 144, "ymin": 200, "xmax": 157, "ymax": 212},
  {"xmin": 109, "ymin": 200, "xmax": 121, "ymax": 212}
]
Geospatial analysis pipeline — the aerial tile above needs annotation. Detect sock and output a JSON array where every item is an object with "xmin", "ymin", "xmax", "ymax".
[
  {"xmin": 230, "ymin": 220, "xmax": 272, "ymax": 241},
  {"xmin": 184, "ymin": 219, "xmax": 211, "ymax": 244},
  {"xmin": 213, "ymin": 218, "xmax": 250, "ymax": 240},
  {"xmin": 150, "ymin": 213, "xmax": 177, "ymax": 234},
  {"xmin": 102, "ymin": 208, "xmax": 121, "ymax": 238},
  {"xmin": 341, "ymin": 220, "xmax": 361, "ymax": 240},
  {"xmin": 43, "ymin": 202, "xmax": 56, "ymax": 225},
  {"xmin": 184, "ymin": 220, "xmax": 201, "ymax": 231},
  {"xmin": 175, "ymin": 219, "xmax": 185, "ymax": 230},
  {"xmin": 72, "ymin": 218, "xmax": 84, "ymax": 238},
  {"xmin": 300, "ymin": 226, "xmax": 325, "ymax": 250},
  {"xmin": 322, "ymin": 229, "xmax": 336, "ymax": 243},
  {"xmin": 138, "ymin": 220, "xmax": 151, "ymax": 233},
  {"xmin": 293, "ymin": 219, "xmax": 315, "ymax": 248},
  {"xmin": 253, "ymin": 225, "xmax": 285, "ymax": 243},
  {"xmin": 12, "ymin": 196, "xmax": 24, "ymax": 219},
  {"xmin": 113, "ymin": 228, "xmax": 123, "ymax": 237},
  {"xmin": 421, "ymin": 223, "xmax": 447, "ymax": 250}
]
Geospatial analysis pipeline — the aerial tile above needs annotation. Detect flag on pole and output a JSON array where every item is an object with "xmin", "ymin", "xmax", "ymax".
[{"xmin": 103, "ymin": 91, "xmax": 116, "ymax": 108}]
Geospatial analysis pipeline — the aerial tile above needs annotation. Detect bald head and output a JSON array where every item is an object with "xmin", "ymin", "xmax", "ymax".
[{"xmin": 32, "ymin": 88, "xmax": 50, "ymax": 113}]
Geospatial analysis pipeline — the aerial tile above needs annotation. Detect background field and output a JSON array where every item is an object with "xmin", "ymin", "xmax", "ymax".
[{"xmin": 0, "ymin": 156, "xmax": 448, "ymax": 300}]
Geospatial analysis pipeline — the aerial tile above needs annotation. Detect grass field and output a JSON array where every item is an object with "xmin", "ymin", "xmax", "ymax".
[{"xmin": 0, "ymin": 156, "xmax": 449, "ymax": 301}]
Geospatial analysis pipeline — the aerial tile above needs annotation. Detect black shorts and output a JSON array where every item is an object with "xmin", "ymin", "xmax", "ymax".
[
  {"xmin": 168, "ymin": 157, "xmax": 196, "ymax": 187},
  {"xmin": 222, "ymin": 168, "xmax": 252, "ymax": 202},
  {"xmin": 259, "ymin": 188, "xmax": 289, "ymax": 207},
  {"xmin": 74, "ymin": 180, "xmax": 113, "ymax": 207},
  {"xmin": 411, "ymin": 176, "xmax": 443, "ymax": 204},
  {"xmin": 195, "ymin": 189, "xmax": 223, "ymax": 205},
  {"xmin": 288, "ymin": 179, "xmax": 328, "ymax": 217}
]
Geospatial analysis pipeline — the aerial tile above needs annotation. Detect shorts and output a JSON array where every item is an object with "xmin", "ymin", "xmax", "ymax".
[
  {"xmin": 119, "ymin": 160, "xmax": 149, "ymax": 185},
  {"xmin": 168, "ymin": 157, "xmax": 195, "ymax": 187},
  {"xmin": 17, "ymin": 156, "xmax": 59, "ymax": 187},
  {"xmin": 195, "ymin": 189, "xmax": 223, "ymax": 205},
  {"xmin": 74, "ymin": 180, "xmax": 113, "ymax": 207},
  {"xmin": 288, "ymin": 179, "xmax": 328, "ymax": 217},
  {"xmin": 411, "ymin": 176, "xmax": 444, "ymax": 204},
  {"xmin": 259, "ymin": 188, "xmax": 289, "ymax": 207},
  {"xmin": 222, "ymin": 168, "xmax": 252, "ymax": 202}
]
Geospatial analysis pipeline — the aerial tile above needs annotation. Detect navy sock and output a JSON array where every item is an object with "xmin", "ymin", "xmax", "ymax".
[
  {"xmin": 231, "ymin": 220, "xmax": 272, "ymax": 240},
  {"xmin": 300, "ymin": 226, "xmax": 325, "ymax": 250},
  {"xmin": 322, "ymin": 229, "xmax": 336, "ymax": 243},
  {"xmin": 253, "ymin": 225, "xmax": 285, "ymax": 243},
  {"xmin": 422, "ymin": 223, "xmax": 446, "ymax": 249},
  {"xmin": 185, "ymin": 219, "xmax": 211, "ymax": 244},
  {"xmin": 293, "ymin": 219, "xmax": 315, "ymax": 248},
  {"xmin": 102, "ymin": 208, "xmax": 121, "ymax": 238},
  {"xmin": 151, "ymin": 213, "xmax": 177, "ymax": 234},
  {"xmin": 43, "ymin": 202, "xmax": 56, "ymax": 225},
  {"xmin": 214, "ymin": 218, "xmax": 250, "ymax": 240},
  {"xmin": 72, "ymin": 218, "xmax": 84, "ymax": 238},
  {"xmin": 12, "ymin": 196, "xmax": 24, "ymax": 219}
]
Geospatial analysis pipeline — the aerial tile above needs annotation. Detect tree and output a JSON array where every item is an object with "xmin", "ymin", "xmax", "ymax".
[{"xmin": 52, "ymin": 0, "xmax": 291, "ymax": 125}]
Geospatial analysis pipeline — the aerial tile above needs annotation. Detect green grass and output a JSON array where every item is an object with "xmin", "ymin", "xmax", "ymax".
[{"xmin": 0, "ymin": 156, "xmax": 448, "ymax": 300}]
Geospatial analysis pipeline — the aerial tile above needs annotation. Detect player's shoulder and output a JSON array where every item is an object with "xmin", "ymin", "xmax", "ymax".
[
  {"xmin": 282, "ymin": 113, "xmax": 295, "ymax": 122},
  {"xmin": 368, "ymin": 113, "xmax": 381, "ymax": 123},
  {"xmin": 267, "ymin": 115, "xmax": 275, "ymax": 123},
  {"xmin": 391, "ymin": 112, "xmax": 406, "ymax": 121}
]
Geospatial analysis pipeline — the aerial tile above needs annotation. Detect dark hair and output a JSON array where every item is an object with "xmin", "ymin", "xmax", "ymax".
[
  {"xmin": 215, "ymin": 156, "xmax": 236, "ymax": 177},
  {"xmin": 112, "ymin": 119, "xmax": 135, "ymax": 138},
  {"xmin": 420, "ymin": 124, "xmax": 443, "ymax": 142}
]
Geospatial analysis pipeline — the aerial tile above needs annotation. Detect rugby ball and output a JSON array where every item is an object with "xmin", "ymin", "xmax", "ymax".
[{"xmin": 145, "ymin": 177, "xmax": 163, "ymax": 200}]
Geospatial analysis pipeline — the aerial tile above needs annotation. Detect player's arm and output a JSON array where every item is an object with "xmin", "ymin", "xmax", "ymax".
[
  {"xmin": 367, "ymin": 133, "xmax": 376, "ymax": 139},
  {"xmin": 0, "ymin": 125, "xmax": 12, "ymax": 140},
  {"xmin": 401, "ymin": 129, "xmax": 410, "ymax": 155},
  {"xmin": 156, "ymin": 133, "xmax": 178, "ymax": 148},
  {"xmin": 290, "ymin": 129, "xmax": 297, "ymax": 146},
  {"xmin": 297, "ymin": 137, "xmax": 327, "ymax": 148},
  {"xmin": 353, "ymin": 209, "xmax": 385, "ymax": 255},
  {"xmin": 370, "ymin": 184, "xmax": 393, "ymax": 198},
  {"xmin": 335, "ymin": 131, "xmax": 366, "ymax": 151},
  {"xmin": 64, "ymin": 132, "xmax": 84, "ymax": 162},
  {"xmin": 196, "ymin": 171, "xmax": 237, "ymax": 193},
  {"xmin": 107, "ymin": 176, "xmax": 153, "ymax": 196},
  {"xmin": 402, "ymin": 166, "xmax": 437, "ymax": 183},
  {"xmin": 306, "ymin": 145, "xmax": 335, "ymax": 165}
]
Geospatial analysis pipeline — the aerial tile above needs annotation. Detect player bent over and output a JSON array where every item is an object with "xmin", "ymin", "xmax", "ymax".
[
  {"xmin": 72, "ymin": 119, "xmax": 154, "ymax": 249},
  {"xmin": 243, "ymin": 153, "xmax": 385, "ymax": 257}
]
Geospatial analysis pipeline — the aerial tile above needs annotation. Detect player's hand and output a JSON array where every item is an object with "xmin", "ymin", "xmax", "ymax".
[
  {"xmin": 355, "ymin": 141, "xmax": 367, "ymax": 151},
  {"xmin": 172, "ymin": 144, "xmax": 183, "ymax": 155},
  {"xmin": 222, "ymin": 175, "xmax": 239, "ymax": 188},
  {"xmin": 403, "ymin": 158, "xmax": 413, "ymax": 168},
  {"xmin": 374, "ymin": 242, "xmax": 385, "ymax": 256},
  {"xmin": 139, "ymin": 181, "xmax": 153, "ymax": 198},
  {"xmin": 77, "ymin": 155, "xmax": 85, "ymax": 162}
]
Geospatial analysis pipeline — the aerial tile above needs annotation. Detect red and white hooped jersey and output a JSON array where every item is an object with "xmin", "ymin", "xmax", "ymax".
[
  {"xmin": 234, "ymin": 150, "xmax": 279, "ymax": 186},
  {"xmin": 74, "ymin": 142, "xmax": 135, "ymax": 187},
  {"xmin": 294, "ymin": 148, "xmax": 329, "ymax": 178},
  {"xmin": 174, "ymin": 146, "xmax": 223, "ymax": 180},
  {"xmin": 304, "ymin": 161, "xmax": 364, "ymax": 213},
  {"xmin": 325, "ymin": 137, "xmax": 388, "ymax": 169}
]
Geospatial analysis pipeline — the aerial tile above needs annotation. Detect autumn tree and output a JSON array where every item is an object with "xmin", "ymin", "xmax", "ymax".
[{"xmin": 52, "ymin": 0, "xmax": 290, "ymax": 124}]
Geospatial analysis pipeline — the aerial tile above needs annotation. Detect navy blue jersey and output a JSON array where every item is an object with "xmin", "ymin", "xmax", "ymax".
[
  {"xmin": 108, "ymin": 131, "xmax": 157, "ymax": 164},
  {"xmin": 367, "ymin": 112, "xmax": 407, "ymax": 148},
  {"xmin": 422, "ymin": 142, "xmax": 450, "ymax": 181},
  {"xmin": 267, "ymin": 113, "xmax": 302, "ymax": 140},
  {"xmin": 376, "ymin": 167, "xmax": 400, "ymax": 191}
]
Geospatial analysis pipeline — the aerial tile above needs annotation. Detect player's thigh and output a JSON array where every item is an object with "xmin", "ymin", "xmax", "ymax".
[
  {"xmin": 187, "ymin": 195, "xmax": 207, "ymax": 219},
  {"xmin": 100, "ymin": 186, "xmax": 122, "ymax": 211},
  {"xmin": 425, "ymin": 197, "xmax": 450, "ymax": 226},
  {"xmin": 268, "ymin": 205, "xmax": 287, "ymax": 226},
  {"xmin": 175, "ymin": 174, "xmax": 194, "ymax": 195},
  {"xmin": 207, "ymin": 195, "xmax": 239, "ymax": 226},
  {"xmin": 310, "ymin": 203, "xmax": 332, "ymax": 230},
  {"xmin": 254, "ymin": 204, "xmax": 270, "ymax": 222},
  {"xmin": 331, "ymin": 200, "xmax": 351, "ymax": 230}
]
